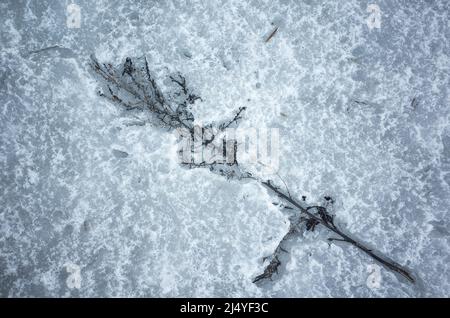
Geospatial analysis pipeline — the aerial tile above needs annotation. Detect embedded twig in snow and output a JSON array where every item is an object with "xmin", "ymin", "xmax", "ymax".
[
  {"xmin": 90, "ymin": 55, "xmax": 415, "ymax": 286},
  {"xmin": 353, "ymin": 100, "xmax": 369, "ymax": 106}
]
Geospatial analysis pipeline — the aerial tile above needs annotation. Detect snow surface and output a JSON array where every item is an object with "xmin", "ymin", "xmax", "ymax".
[{"xmin": 0, "ymin": 0, "xmax": 449, "ymax": 297}]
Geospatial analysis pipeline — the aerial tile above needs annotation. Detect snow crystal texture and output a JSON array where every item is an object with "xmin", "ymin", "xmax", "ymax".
[{"xmin": 0, "ymin": 0, "xmax": 449, "ymax": 297}]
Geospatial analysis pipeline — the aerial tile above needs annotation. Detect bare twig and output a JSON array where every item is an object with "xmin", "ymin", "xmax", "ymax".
[
  {"xmin": 411, "ymin": 96, "xmax": 419, "ymax": 110},
  {"xmin": 27, "ymin": 45, "xmax": 61, "ymax": 55},
  {"xmin": 265, "ymin": 26, "xmax": 279, "ymax": 43}
]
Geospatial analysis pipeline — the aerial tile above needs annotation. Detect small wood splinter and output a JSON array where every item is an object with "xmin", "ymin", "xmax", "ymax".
[{"xmin": 265, "ymin": 26, "xmax": 279, "ymax": 43}]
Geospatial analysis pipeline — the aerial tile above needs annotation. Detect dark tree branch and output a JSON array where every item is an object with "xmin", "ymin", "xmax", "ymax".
[
  {"xmin": 90, "ymin": 55, "xmax": 415, "ymax": 286},
  {"xmin": 259, "ymin": 180, "xmax": 415, "ymax": 283}
]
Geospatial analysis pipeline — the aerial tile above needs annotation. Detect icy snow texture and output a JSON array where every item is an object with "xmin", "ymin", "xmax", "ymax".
[{"xmin": 0, "ymin": 0, "xmax": 449, "ymax": 297}]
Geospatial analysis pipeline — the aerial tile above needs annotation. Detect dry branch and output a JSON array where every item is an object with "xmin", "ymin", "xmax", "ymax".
[
  {"xmin": 89, "ymin": 55, "xmax": 415, "ymax": 285},
  {"xmin": 257, "ymin": 180, "xmax": 415, "ymax": 283}
]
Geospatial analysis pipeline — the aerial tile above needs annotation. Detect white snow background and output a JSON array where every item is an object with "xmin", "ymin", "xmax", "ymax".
[{"xmin": 0, "ymin": 0, "xmax": 449, "ymax": 297}]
